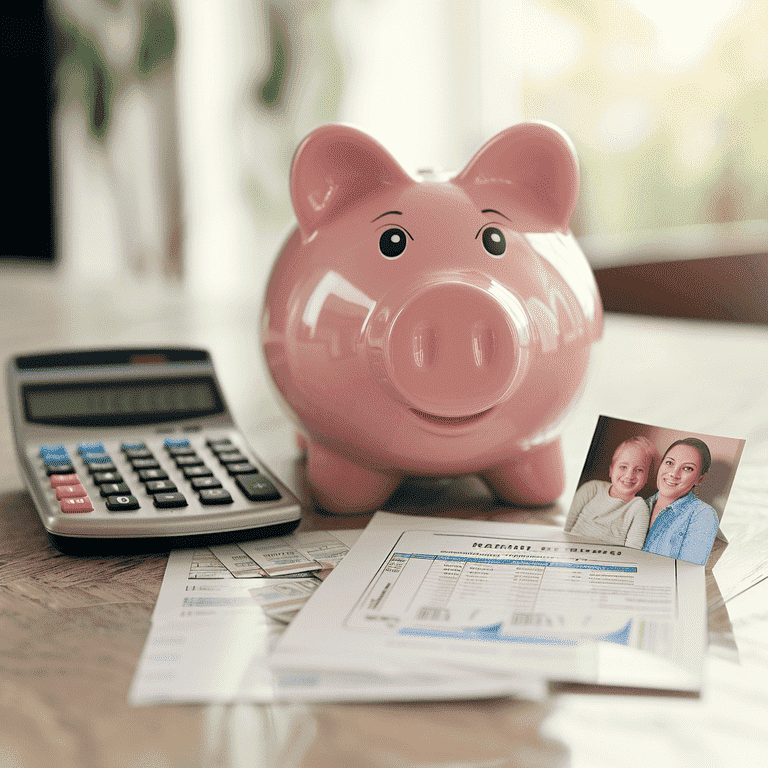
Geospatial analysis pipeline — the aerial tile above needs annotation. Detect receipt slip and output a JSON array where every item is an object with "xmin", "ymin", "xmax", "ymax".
[
  {"xmin": 289, "ymin": 531, "xmax": 354, "ymax": 569},
  {"xmin": 250, "ymin": 579, "xmax": 320, "ymax": 622},
  {"xmin": 238, "ymin": 536, "xmax": 322, "ymax": 575},
  {"xmin": 209, "ymin": 544, "xmax": 268, "ymax": 577}
]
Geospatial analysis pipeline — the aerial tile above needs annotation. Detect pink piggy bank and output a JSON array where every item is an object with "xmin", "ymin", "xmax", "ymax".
[{"xmin": 262, "ymin": 122, "xmax": 603, "ymax": 514}]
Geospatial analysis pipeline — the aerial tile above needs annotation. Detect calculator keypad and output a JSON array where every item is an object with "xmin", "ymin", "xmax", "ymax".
[{"xmin": 35, "ymin": 433, "xmax": 283, "ymax": 519}]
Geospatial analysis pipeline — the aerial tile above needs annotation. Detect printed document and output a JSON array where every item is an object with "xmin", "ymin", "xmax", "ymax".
[
  {"xmin": 129, "ymin": 526, "xmax": 542, "ymax": 704},
  {"xmin": 270, "ymin": 512, "xmax": 706, "ymax": 693}
]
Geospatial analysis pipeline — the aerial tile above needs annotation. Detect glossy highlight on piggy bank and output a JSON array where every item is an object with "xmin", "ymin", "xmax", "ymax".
[{"xmin": 262, "ymin": 122, "xmax": 603, "ymax": 514}]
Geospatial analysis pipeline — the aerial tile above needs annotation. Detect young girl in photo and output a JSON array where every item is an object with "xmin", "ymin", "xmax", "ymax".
[{"xmin": 564, "ymin": 436, "xmax": 659, "ymax": 548}]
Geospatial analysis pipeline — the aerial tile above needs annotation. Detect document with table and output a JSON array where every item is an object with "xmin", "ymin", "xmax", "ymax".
[
  {"xmin": 131, "ymin": 512, "xmax": 706, "ymax": 705},
  {"xmin": 271, "ymin": 513, "xmax": 705, "ymax": 694}
]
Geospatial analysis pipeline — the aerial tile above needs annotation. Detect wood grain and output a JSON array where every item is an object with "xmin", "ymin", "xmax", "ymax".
[{"xmin": 0, "ymin": 488, "xmax": 204, "ymax": 768}]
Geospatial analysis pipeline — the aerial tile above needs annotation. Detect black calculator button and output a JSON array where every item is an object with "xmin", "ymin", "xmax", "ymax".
[
  {"xmin": 182, "ymin": 465, "xmax": 213, "ymax": 479},
  {"xmin": 190, "ymin": 476, "xmax": 222, "ymax": 490},
  {"xmin": 131, "ymin": 457, "xmax": 161, "ymax": 470},
  {"xmin": 46, "ymin": 462, "xmax": 76, "ymax": 476},
  {"xmin": 138, "ymin": 468, "xmax": 169, "ymax": 481},
  {"xmin": 100, "ymin": 482, "xmax": 131, "ymax": 497},
  {"xmin": 175, "ymin": 455, "xmax": 203, "ymax": 467},
  {"xmin": 86, "ymin": 460, "xmax": 117, "ymax": 473},
  {"xmin": 145, "ymin": 479, "xmax": 177, "ymax": 493},
  {"xmin": 106, "ymin": 494, "xmax": 140, "ymax": 511},
  {"xmin": 207, "ymin": 439, "xmax": 234, "ymax": 452},
  {"xmin": 166, "ymin": 444, "xmax": 196, "ymax": 457},
  {"xmin": 227, "ymin": 462, "xmax": 258, "ymax": 476},
  {"xmin": 199, "ymin": 488, "xmax": 233, "ymax": 505},
  {"xmin": 235, "ymin": 474, "xmax": 281, "ymax": 502},
  {"xmin": 93, "ymin": 470, "xmax": 123, "ymax": 484},
  {"xmin": 217, "ymin": 451, "xmax": 248, "ymax": 464},
  {"xmin": 82, "ymin": 450, "xmax": 110, "ymax": 461},
  {"xmin": 124, "ymin": 447, "xmax": 153, "ymax": 459},
  {"xmin": 153, "ymin": 492, "xmax": 188, "ymax": 509}
]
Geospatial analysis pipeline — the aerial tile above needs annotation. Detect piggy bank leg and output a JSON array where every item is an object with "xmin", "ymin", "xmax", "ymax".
[
  {"xmin": 306, "ymin": 439, "xmax": 401, "ymax": 515},
  {"xmin": 481, "ymin": 440, "xmax": 565, "ymax": 507}
]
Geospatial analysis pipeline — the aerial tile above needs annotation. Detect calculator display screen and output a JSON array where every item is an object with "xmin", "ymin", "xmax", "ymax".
[{"xmin": 23, "ymin": 376, "xmax": 224, "ymax": 426}]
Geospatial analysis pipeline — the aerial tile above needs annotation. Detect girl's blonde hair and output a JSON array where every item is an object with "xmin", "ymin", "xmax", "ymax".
[{"xmin": 611, "ymin": 436, "xmax": 660, "ymax": 478}]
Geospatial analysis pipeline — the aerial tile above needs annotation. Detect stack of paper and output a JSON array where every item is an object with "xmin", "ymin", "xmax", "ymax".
[{"xmin": 130, "ymin": 513, "xmax": 706, "ymax": 705}]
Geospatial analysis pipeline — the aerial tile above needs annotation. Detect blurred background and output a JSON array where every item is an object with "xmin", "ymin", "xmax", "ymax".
[{"xmin": 2, "ymin": 0, "xmax": 766, "ymax": 319}]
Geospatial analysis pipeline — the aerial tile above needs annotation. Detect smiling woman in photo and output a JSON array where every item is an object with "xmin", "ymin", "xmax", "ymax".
[{"xmin": 642, "ymin": 438, "xmax": 720, "ymax": 565}]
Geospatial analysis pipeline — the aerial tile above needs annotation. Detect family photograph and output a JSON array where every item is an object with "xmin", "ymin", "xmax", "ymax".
[{"xmin": 564, "ymin": 416, "xmax": 745, "ymax": 565}]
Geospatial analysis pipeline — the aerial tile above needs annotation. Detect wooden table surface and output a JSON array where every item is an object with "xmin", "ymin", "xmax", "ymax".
[{"xmin": 2, "ymin": 268, "xmax": 768, "ymax": 768}]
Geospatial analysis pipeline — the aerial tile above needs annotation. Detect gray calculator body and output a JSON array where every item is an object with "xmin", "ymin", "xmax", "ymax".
[{"xmin": 6, "ymin": 347, "xmax": 301, "ymax": 553}]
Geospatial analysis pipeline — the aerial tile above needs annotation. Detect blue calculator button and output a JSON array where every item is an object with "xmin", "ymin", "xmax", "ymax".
[
  {"xmin": 121, "ymin": 442, "xmax": 147, "ymax": 451},
  {"xmin": 83, "ymin": 454, "xmax": 114, "ymax": 467},
  {"xmin": 42, "ymin": 452, "xmax": 71, "ymax": 466},
  {"xmin": 78, "ymin": 442, "xmax": 105, "ymax": 455},
  {"xmin": 164, "ymin": 437, "xmax": 191, "ymax": 448},
  {"xmin": 40, "ymin": 445, "xmax": 68, "ymax": 458}
]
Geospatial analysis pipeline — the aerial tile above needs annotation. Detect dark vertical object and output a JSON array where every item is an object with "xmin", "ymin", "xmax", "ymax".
[
  {"xmin": 579, "ymin": 415, "xmax": 611, "ymax": 482},
  {"xmin": 0, "ymin": 5, "xmax": 56, "ymax": 262}
]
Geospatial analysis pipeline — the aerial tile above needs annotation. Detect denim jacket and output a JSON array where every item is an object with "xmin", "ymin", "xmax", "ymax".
[{"xmin": 642, "ymin": 491, "xmax": 719, "ymax": 565}]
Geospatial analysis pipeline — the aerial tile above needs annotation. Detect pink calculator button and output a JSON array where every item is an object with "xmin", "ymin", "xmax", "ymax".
[
  {"xmin": 60, "ymin": 496, "xmax": 94, "ymax": 513},
  {"xmin": 50, "ymin": 473, "xmax": 80, "ymax": 487},
  {"xmin": 55, "ymin": 484, "xmax": 87, "ymax": 500}
]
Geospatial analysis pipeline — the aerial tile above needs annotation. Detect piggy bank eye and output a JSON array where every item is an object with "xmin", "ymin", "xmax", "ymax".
[
  {"xmin": 379, "ymin": 228, "xmax": 407, "ymax": 259},
  {"xmin": 482, "ymin": 227, "xmax": 506, "ymax": 257}
]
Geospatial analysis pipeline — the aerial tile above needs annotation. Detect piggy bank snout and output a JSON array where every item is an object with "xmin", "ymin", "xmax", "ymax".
[{"xmin": 368, "ymin": 282, "xmax": 529, "ymax": 418}]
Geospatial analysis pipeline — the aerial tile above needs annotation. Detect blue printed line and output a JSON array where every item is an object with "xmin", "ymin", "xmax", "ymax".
[
  {"xmin": 392, "ymin": 553, "xmax": 636, "ymax": 572},
  {"xmin": 398, "ymin": 619, "xmax": 633, "ymax": 646},
  {"xmin": 398, "ymin": 626, "xmax": 576, "ymax": 645}
]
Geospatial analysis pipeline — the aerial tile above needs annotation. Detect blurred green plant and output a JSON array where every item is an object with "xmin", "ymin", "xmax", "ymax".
[
  {"xmin": 257, "ymin": 5, "xmax": 289, "ymax": 110},
  {"xmin": 50, "ymin": 0, "xmax": 175, "ymax": 142},
  {"xmin": 136, "ymin": 0, "xmax": 175, "ymax": 78},
  {"xmin": 243, "ymin": 0, "xmax": 346, "ymax": 225}
]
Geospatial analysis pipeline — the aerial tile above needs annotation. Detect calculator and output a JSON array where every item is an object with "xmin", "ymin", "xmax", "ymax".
[{"xmin": 6, "ymin": 347, "xmax": 302, "ymax": 553}]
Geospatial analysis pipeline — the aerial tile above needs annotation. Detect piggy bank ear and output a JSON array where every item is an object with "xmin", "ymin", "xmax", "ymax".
[
  {"xmin": 290, "ymin": 124, "xmax": 411, "ymax": 237},
  {"xmin": 454, "ymin": 121, "xmax": 579, "ymax": 232}
]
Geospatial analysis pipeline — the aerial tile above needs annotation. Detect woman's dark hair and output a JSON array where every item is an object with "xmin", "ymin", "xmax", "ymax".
[{"xmin": 662, "ymin": 437, "xmax": 711, "ymax": 476}]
